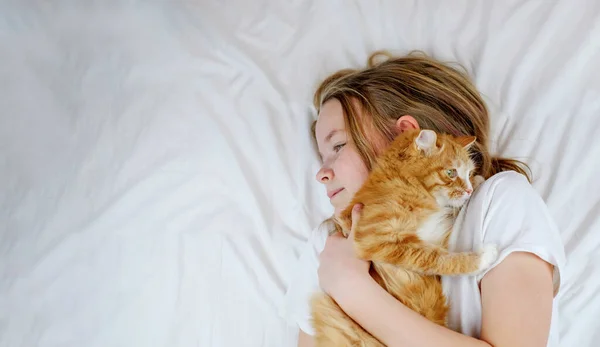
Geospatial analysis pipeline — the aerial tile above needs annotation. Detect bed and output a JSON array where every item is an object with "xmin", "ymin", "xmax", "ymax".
[{"xmin": 1, "ymin": 1, "xmax": 599, "ymax": 346}]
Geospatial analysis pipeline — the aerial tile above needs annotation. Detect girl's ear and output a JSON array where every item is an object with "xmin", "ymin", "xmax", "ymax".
[{"xmin": 394, "ymin": 115, "xmax": 420, "ymax": 134}]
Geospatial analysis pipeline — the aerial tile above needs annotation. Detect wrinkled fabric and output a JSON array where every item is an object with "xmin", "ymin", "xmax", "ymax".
[{"xmin": 0, "ymin": 1, "xmax": 599, "ymax": 346}]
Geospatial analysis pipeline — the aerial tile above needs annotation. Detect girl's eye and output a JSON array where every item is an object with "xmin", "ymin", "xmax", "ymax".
[
  {"xmin": 333, "ymin": 143, "xmax": 346, "ymax": 152},
  {"xmin": 446, "ymin": 169, "xmax": 457, "ymax": 178}
]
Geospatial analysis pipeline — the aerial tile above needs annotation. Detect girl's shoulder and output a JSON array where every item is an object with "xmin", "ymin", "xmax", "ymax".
[
  {"xmin": 467, "ymin": 170, "xmax": 544, "ymax": 218},
  {"xmin": 476, "ymin": 170, "xmax": 532, "ymax": 197},
  {"xmin": 460, "ymin": 170, "xmax": 566, "ymax": 294}
]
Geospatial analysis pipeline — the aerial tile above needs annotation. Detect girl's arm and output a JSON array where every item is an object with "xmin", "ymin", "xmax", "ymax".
[
  {"xmin": 329, "ymin": 251, "xmax": 554, "ymax": 347},
  {"xmin": 478, "ymin": 252, "xmax": 554, "ymax": 346},
  {"xmin": 297, "ymin": 330, "xmax": 314, "ymax": 347}
]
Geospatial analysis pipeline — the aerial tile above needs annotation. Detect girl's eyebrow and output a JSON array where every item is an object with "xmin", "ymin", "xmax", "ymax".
[{"xmin": 324, "ymin": 129, "xmax": 343, "ymax": 143}]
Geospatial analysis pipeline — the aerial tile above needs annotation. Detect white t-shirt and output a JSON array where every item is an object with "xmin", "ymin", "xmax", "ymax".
[{"xmin": 281, "ymin": 171, "xmax": 566, "ymax": 346}]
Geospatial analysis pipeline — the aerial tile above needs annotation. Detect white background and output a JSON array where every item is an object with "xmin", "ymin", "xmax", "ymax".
[{"xmin": 1, "ymin": 1, "xmax": 599, "ymax": 346}]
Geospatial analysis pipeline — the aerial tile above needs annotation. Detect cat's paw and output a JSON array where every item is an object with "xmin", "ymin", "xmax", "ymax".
[
  {"xmin": 477, "ymin": 244, "xmax": 498, "ymax": 272},
  {"xmin": 471, "ymin": 175, "xmax": 485, "ymax": 190}
]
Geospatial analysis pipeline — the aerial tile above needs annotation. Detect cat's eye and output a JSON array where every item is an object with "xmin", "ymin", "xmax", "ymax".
[{"xmin": 446, "ymin": 169, "xmax": 457, "ymax": 178}]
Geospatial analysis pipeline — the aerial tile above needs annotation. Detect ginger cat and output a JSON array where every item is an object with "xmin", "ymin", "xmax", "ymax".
[{"xmin": 310, "ymin": 129, "xmax": 498, "ymax": 347}]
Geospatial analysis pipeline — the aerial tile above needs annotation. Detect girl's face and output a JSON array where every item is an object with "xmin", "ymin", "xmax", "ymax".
[{"xmin": 314, "ymin": 99, "xmax": 370, "ymax": 217}]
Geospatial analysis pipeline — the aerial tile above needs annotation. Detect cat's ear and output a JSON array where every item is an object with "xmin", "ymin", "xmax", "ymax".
[
  {"xmin": 455, "ymin": 136, "xmax": 477, "ymax": 149},
  {"xmin": 415, "ymin": 129, "xmax": 438, "ymax": 154}
]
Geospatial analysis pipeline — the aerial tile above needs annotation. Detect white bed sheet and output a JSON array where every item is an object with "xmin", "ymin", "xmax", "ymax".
[{"xmin": 1, "ymin": 1, "xmax": 599, "ymax": 346}]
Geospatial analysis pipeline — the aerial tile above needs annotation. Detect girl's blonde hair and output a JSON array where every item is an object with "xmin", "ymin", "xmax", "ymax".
[{"xmin": 312, "ymin": 51, "xmax": 531, "ymax": 181}]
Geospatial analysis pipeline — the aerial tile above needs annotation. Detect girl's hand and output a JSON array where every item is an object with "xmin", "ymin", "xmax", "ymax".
[{"xmin": 317, "ymin": 204, "xmax": 371, "ymax": 299}]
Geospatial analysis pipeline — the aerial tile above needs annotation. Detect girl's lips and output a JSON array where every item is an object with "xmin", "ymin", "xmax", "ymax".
[{"xmin": 328, "ymin": 188, "xmax": 343, "ymax": 199}]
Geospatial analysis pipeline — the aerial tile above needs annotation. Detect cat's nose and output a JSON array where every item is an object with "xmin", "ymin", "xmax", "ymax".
[{"xmin": 465, "ymin": 188, "xmax": 473, "ymax": 195}]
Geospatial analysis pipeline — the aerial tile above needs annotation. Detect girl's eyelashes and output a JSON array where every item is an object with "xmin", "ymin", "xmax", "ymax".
[{"xmin": 333, "ymin": 143, "xmax": 346, "ymax": 152}]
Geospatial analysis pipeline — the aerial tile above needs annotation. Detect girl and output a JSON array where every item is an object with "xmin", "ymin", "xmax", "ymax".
[{"xmin": 283, "ymin": 52, "xmax": 566, "ymax": 347}]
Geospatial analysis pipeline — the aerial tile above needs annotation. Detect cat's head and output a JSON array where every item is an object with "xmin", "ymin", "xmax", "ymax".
[{"xmin": 409, "ymin": 129, "xmax": 477, "ymax": 208}]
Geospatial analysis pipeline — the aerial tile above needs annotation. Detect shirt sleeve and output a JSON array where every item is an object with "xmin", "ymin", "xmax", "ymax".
[
  {"xmin": 475, "ymin": 172, "xmax": 566, "ymax": 296},
  {"xmin": 280, "ymin": 224, "xmax": 327, "ymax": 336}
]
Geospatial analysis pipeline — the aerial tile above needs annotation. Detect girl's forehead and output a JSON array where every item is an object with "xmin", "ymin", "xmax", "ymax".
[{"xmin": 316, "ymin": 100, "xmax": 346, "ymax": 139}]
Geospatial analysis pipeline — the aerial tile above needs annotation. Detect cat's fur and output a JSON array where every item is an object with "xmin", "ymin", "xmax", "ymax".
[{"xmin": 310, "ymin": 129, "xmax": 497, "ymax": 347}]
